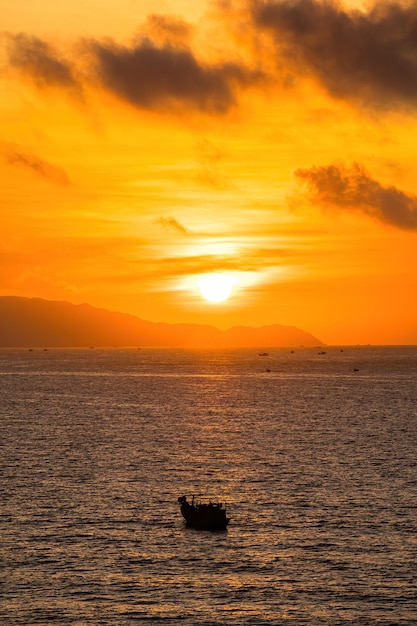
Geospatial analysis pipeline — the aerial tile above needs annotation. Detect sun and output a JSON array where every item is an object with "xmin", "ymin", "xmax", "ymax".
[{"xmin": 198, "ymin": 273, "xmax": 235, "ymax": 303}]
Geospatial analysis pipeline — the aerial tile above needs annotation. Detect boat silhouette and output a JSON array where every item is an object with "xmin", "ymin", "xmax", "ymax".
[{"xmin": 178, "ymin": 495, "xmax": 229, "ymax": 530}]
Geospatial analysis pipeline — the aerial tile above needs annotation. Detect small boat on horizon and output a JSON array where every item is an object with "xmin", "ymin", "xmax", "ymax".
[{"xmin": 178, "ymin": 495, "xmax": 230, "ymax": 531}]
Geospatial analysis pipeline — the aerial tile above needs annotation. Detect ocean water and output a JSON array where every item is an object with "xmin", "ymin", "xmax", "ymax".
[{"xmin": 1, "ymin": 346, "xmax": 416, "ymax": 625}]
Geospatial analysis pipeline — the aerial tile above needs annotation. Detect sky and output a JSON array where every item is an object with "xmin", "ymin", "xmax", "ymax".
[{"xmin": 1, "ymin": 0, "xmax": 417, "ymax": 345}]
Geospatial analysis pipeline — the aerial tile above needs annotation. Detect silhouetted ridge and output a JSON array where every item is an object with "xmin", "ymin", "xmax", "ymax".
[{"xmin": 0, "ymin": 297, "xmax": 322, "ymax": 347}]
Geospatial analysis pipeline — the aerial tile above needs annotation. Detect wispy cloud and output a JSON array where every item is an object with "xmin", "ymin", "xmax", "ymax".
[
  {"xmin": 295, "ymin": 162, "xmax": 417, "ymax": 230},
  {"xmin": 155, "ymin": 216, "xmax": 191, "ymax": 234},
  {"xmin": 3, "ymin": 145, "xmax": 72, "ymax": 187},
  {"xmin": 140, "ymin": 253, "xmax": 258, "ymax": 279},
  {"xmin": 142, "ymin": 14, "xmax": 194, "ymax": 47},
  {"xmin": 195, "ymin": 138, "xmax": 230, "ymax": 190}
]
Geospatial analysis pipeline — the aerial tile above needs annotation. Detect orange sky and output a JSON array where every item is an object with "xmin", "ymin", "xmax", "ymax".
[{"xmin": 1, "ymin": 0, "xmax": 417, "ymax": 345}]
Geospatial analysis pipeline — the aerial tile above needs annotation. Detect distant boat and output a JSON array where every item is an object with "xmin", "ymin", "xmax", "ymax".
[
  {"xmin": 258, "ymin": 352, "xmax": 269, "ymax": 356},
  {"xmin": 178, "ymin": 495, "xmax": 230, "ymax": 531}
]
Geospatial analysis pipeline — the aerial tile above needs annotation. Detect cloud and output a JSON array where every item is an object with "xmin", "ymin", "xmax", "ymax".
[
  {"xmin": 195, "ymin": 138, "xmax": 230, "ymax": 190},
  {"xmin": 250, "ymin": 0, "xmax": 417, "ymax": 110},
  {"xmin": 143, "ymin": 253, "xmax": 258, "ymax": 278},
  {"xmin": 85, "ymin": 36, "xmax": 259, "ymax": 113},
  {"xmin": 295, "ymin": 162, "xmax": 417, "ymax": 229},
  {"xmin": 4, "ymin": 145, "xmax": 72, "ymax": 186},
  {"xmin": 155, "ymin": 216, "xmax": 191, "ymax": 234},
  {"xmin": 143, "ymin": 14, "xmax": 194, "ymax": 46},
  {"xmin": 2, "ymin": 24, "xmax": 261, "ymax": 114},
  {"xmin": 14, "ymin": 265, "xmax": 82, "ymax": 294},
  {"xmin": 6, "ymin": 33, "xmax": 81, "ymax": 95},
  {"xmin": 10, "ymin": 2, "xmax": 417, "ymax": 115}
]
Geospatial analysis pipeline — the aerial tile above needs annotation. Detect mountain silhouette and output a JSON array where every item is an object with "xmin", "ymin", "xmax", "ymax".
[{"xmin": 0, "ymin": 297, "xmax": 323, "ymax": 347}]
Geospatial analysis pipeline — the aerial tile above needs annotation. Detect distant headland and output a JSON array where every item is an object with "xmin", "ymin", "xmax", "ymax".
[{"xmin": 0, "ymin": 297, "xmax": 323, "ymax": 348}]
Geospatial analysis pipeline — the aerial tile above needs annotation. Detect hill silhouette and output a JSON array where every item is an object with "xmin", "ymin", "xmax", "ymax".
[{"xmin": 0, "ymin": 297, "xmax": 323, "ymax": 347}]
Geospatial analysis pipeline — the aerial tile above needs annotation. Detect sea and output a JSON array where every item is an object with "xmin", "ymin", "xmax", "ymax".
[{"xmin": 1, "ymin": 346, "xmax": 416, "ymax": 625}]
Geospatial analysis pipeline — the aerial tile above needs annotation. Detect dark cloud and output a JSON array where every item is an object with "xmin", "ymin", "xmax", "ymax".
[
  {"xmin": 295, "ymin": 162, "xmax": 417, "ymax": 229},
  {"xmin": 3, "ymin": 24, "xmax": 262, "ymax": 114},
  {"xmin": 86, "ymin": 37, "xmax": 258, "ymax": 113},
  {"xmin": 4, "ymin": 145, "xmax": 72, "ymax": 186},
  {"xmin": 12, "ymin": 1, "xmax": 417, "ymax": 114},
  {"xmin": 156, "ymin": 216, "xmax": 191, "ymax": 234},
  {"xmin": 251, "ymin": 0, "xmax": 417, "ymax": 110},
  {"xmin": 6, "ymin": 33, "xmax": 81, "ymax": 93}
]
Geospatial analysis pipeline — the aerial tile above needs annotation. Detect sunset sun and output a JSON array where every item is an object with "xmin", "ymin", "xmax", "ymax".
[{"xmin": 198, "ymin": 274, "xmax": 235, "ymax": 303}]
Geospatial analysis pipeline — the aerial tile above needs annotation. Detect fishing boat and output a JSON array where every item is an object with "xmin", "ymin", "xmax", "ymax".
[{"xmin": 177, "ymin": 495, "xmax": 230, "ymax": 530}]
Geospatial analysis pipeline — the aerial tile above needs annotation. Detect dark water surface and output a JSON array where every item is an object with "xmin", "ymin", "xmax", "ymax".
[{"xmin": 1, "ymin": 346, "xmax": 416, "ymax": 624}]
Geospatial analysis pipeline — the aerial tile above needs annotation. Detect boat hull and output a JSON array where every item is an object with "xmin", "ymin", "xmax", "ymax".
[{"xmin": 180, "ymin": 500, "xmax": 229, "ymax": 531}]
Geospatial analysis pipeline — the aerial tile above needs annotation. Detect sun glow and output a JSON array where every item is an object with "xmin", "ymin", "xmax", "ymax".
[{"xmin": 198, "ymin": 273, "xmax": 235, "ymax": 303}]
